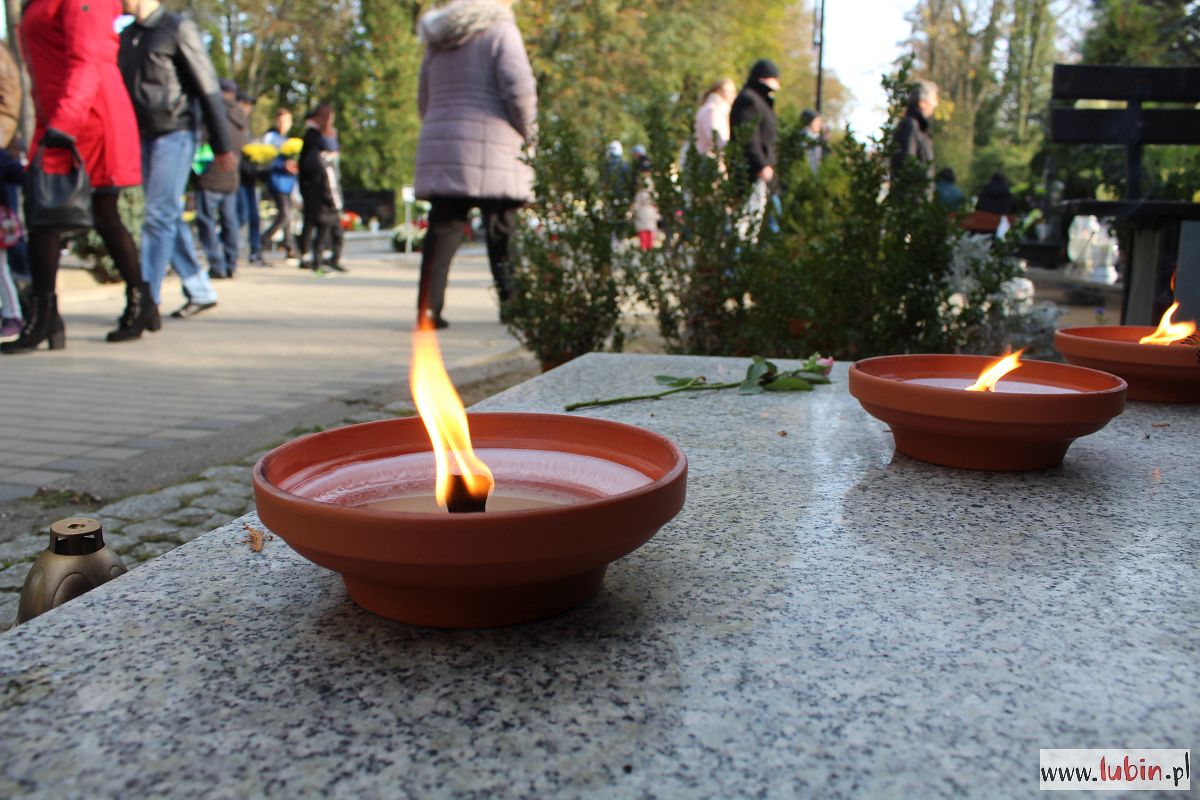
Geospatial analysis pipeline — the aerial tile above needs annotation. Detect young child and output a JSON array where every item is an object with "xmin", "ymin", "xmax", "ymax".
[{"xmin": 0, "ymin": 148, "xmax": 24, "ymax": 339}]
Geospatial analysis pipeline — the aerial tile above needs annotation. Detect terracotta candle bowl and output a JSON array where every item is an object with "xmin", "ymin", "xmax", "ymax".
[
  {"xmin": 1055, "ymin": 326, "xmax": 1200, "ymax": 403},
  {"xmin": 849, "ymin": 354, "xmax": 1127, "ymax": 471},
  {"xmin": 253, "ymin": 413, "xmax": 687, "ymax": 628}
]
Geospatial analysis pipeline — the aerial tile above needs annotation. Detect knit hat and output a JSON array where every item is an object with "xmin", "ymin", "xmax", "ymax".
[
  {"xmin": 800, "ymin": 109, "xmax": 819, "ymax": 128},
  {"xmin": 219, "ymin": 78, "xmax": 238, "ymax": 94},
  {"xmin": 748, "ymin": 59, "xmax": 781, "ymax": 83}
]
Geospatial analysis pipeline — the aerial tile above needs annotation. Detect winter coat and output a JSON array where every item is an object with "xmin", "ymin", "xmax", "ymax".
[
  {"xmin": 0, "ymin": 44, "xmax": 21, "ymax": 148},
  {"xmin": 299, "ymin": 125, "xmax": 342, "ymax": 224},
  {"xmin": 20, "ymin": 0, "xmax": 141, "ymax": 188},
  {"xmin": 891, "ymin": 105, "xmax": 935, "ymax": 179},
  {"xmin": 976, "ymin": 175, "xmax": 1014, "ymax": 215},
  {"xmin": 632, "ymin": 181, "xmax": 660, "ymax": 232},
  {"xmin": 729, "ymin": 81, "xmax": 777, "ymax": 184},
  {"xmin": 263, "ymin": 128, "xmax": 297, "ymax": 195},
  {"xmin": 196, "ymin": 98, "xmax": 247, "ymax": 194},
  {"xmin": 694, "ymin": 92, "xmax": 731, "ymax": 156},
  {"xmin": 414, "ymin": 0, "xmax": 537, "ymax": 202},
  {"xmin": 118, "ymin": 6, "xmax": 232, "ymax": 153},
  {"xmin": 935, "ymin": 178, "xmax": 966, "ymax": 211}
]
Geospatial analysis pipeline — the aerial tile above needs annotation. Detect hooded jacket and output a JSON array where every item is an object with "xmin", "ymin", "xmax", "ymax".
[
  {"xmin": 413, "ymin": 0, "xmax": 537, "ymax": 201},
  {"xmin": 729, "ymin": 79, "xmax": 778, "ymax": 186}
]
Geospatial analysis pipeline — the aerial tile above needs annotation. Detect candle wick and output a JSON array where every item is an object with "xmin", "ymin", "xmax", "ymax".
[{"xmin": 446, "ymin": 473, "xmax": 488, "ymax": 513}]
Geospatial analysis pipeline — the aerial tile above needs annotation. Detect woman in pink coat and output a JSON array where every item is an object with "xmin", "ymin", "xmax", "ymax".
[{"xmin": 4, "ymin": 0, "xmax": 149, "ymax": 354}]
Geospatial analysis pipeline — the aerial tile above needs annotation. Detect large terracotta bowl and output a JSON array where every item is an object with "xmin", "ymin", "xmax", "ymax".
[
  {"xmin": 849, "ymin": 354, "xmax": 1127, "ymax": 471},
  {"xmin": 253, "ymin": 413, "xmax": 687, "ymax": 628},
  {"xmin": 1055, "ymin": 326, "xmax": 1200, "ymax": 403}
]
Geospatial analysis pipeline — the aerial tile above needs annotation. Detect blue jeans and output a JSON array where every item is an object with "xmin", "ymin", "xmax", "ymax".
[
  {"xmin": 237, "ymin": 182, "xmax": 261, "ymax": 257},
  {"xmin": 195, "ymin": 188, "xmax": 239, "ymax": 276},
  {"xmin": 140, "ymin": 130, "xmax": 217, "ymax": 306}
]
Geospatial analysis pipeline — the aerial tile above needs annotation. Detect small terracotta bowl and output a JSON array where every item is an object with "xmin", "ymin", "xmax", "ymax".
[
  {"xmin": 253, "ymin": 413, "xmax": 687, "ymax": 628},
  {"xmin": 1055, "ymin": 326, "xmax": 1200, "ymax": 403},
  {"xmin": 849, "ymin": 354, "xmax": 1127, "ymax": 471}
]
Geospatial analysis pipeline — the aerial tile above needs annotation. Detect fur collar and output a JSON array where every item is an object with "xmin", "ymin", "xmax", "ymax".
[{"xmin": 418, "ymin": 1, "xmax": 515, "ymax": 50}]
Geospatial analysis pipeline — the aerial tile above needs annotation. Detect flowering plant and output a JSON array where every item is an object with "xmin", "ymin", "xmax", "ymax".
[
  {"xmin": 279, "ymin": 137, "xmax": 304, "ymax": 158},
  {"xmin": 242, "ymin": 142, "xmax": 279, "ymax": 165}
]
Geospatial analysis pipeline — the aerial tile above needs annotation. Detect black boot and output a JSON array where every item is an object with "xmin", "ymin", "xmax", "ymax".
[
  {"xmin": 106, "ymin": 283, "xmax": 160, "ymax": 343},
  {"xmin": 0, "ymin": 292, "xmax": 65, "ymax": 354}
]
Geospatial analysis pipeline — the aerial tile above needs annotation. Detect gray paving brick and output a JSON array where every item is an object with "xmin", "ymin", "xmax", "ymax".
[
  {"xmin": 41, "ymin": 458, "xmax": 120, "ymax": 473},
  {"xmin": 3, "ymin": 470, "xmax": 72, "ymax": 487}
]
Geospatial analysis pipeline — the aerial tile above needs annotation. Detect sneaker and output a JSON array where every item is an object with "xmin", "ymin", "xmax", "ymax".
[
  {"xmin": 327, "ymin": 263, "xmax": 348, "ymax": 273},
  {"xmin": 210, "ymin": 271, "xmax": 230, "ymax": 280},
  {"xmin": 0, "ymin": 317, "xmax": 21, "ymax": 338},
  {"xmin": 170, "ymin": 301, "xmax": 217, "ymax": 319}
]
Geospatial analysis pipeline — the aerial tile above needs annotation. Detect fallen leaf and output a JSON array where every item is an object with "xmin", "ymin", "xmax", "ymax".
[
  {"xmin": 241, "ymin": 522, "xmax": 272, "ymax": 553},
  {"xmin": 778, "ymin": 430, "xmax": 788, "ymax": 437},
  {"xmin": 1151, "ymin": 423, "xmax": 1170, "ymax": 428}
]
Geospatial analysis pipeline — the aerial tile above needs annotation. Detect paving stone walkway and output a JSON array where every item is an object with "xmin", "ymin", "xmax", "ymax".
[{"xmin": 0, "ymin": 397, "xmax": 414, "ymax": 629}]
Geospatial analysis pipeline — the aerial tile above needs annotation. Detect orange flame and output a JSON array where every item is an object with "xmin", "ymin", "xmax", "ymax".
[
  {"xmin": 965, "ymin": 349, "xmax": 1024, "ymax": 392},
  {"xmin": 1138, "ymin": 302, "xmax": 1196, "ymax": 346},
  {"xmin": 410, "ymin": 320, "xmax": 493, "ymax": 510}
]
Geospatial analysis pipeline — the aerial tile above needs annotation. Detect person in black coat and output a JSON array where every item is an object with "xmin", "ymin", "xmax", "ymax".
[
  {"xmin": 298, "ymin": 102, "xmax": 345, "ymax": 273},
  {"xmin": 729, "ymin": 59, "xmax": 781, "ymax": 193},
  {"xmin": 891, "ymin": 79, "xmax": 939, "ymax": 181},
  {"xmin": 975, "ymin": 172, "xmax": 1015, "ymax": 215}
]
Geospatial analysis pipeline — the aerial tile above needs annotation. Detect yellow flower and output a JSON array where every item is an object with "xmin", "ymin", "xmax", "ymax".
[
  {"xmin": 241, "ymin": 142, "xmax": 279, "ymax": 165},
  {"xmin": 280, "ymin": 137, "xmax": 305, "ymax": 158}
]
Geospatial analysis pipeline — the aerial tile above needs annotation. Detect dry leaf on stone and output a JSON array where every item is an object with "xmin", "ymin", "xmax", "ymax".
[{"xmin": 240, "ymin": 522, "xmax": 272, "ymax": 553}]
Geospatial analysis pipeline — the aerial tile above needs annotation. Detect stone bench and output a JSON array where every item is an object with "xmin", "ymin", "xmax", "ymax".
[{"xmin": 1, "ymin": 353, "xmax": 1196, "ymax": 797}]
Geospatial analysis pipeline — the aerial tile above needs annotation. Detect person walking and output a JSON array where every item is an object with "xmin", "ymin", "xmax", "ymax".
[
  {"xmin": 261, "ymin": 108, "xmax": 298, "ymax": 259},
  {"xmin": 891, "ymin": 79, "xmax": 939, "ymax": 180},
  {"xmin": 298, "ymin": 101, "xmax": 345, "ymax": 273},
  {"xmin": 3, "ymin": 0, "xmax": 148, "ymax": 354},
  {"xmin": 729, "ymin": 59, "xmax": 781, "ymax": 237},
  {"xmin": 119, "ymin": 0, "xmax": 235, "ymax": 319},
  {"xmin": 0, "ymin": 44, "xmax": 21, "ymax": 151},
  {"xmin": 236, "ymin": 92, "xmax": 265, "ymax": 266},
  {"xmin": 0, "ymin": 148, "xmax": 23, "ymax": 339},
  {"xmin": 413, "ymin": 0, "xmax": 537, "ymax": 329},
  {"xmin": 694, "ymin": 77, "xmax": 736, "ymax": 157},
  {"xmin": 798, "ymin": 109, "xmax": 825, "ymax": 175},
  {"xmin": 193, "ymin": 79, "xmax": 247, "ymax": 279}
]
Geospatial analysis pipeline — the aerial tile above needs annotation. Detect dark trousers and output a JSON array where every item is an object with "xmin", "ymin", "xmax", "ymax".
[
  {"xmin": 303, "ymin": 210, "xmax": 343, "ymax": 270},
  {"xmin": 262, "ymin": 191, "xmax": 296, "ymax": 254},
  {"xmin": 237, "ymin": 183, "xmax": 261, "ymax": 257},
  {"xmin": 417, "ymin": 197, "xmax": 520, "ymax": 317}
]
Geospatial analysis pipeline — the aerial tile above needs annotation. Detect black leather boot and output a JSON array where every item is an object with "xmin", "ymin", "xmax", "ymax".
[
  {"xmin": 0, "ymin": 292, "xmax": 65, "ymax": 354},
  {"xmin": 106, "ymin": 283, "xmax": 160, "ymax": 342}
]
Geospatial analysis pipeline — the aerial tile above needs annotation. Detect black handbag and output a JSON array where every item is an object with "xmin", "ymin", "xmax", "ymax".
[{"xmin": 25, "ymin": 137, "xmax": 93, "ymax": 233}]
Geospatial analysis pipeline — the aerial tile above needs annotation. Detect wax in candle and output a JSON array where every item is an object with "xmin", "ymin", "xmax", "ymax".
[{"xmin": 905, "ymin": 377, "xmax": 1080, "ymax": 394}]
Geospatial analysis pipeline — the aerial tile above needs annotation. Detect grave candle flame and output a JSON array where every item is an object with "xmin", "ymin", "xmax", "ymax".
[
  {"xmin": 1138, "ymin": 302, "xmax": 1196, "ymax": 346},
  {"xmin": 965, "ymin": 349, "xmax": 1024, "ymax": 392},
  {"xmin": 410, "ymin": 319, "xmax": 494, "ymax": 511}
]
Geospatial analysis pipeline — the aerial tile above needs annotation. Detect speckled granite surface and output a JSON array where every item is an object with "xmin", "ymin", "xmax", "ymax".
[{"xmin": 1, "ymin": 353, "xmax": 1196, "ymax": 798}]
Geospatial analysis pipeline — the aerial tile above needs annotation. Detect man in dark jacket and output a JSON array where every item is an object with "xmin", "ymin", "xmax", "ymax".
[
  {"xmin": 119, "ymin": 0, "xmax": 234, "ymax": 318},
  {"xmin": 891, "ymin": 79, "xmax": 939, "ymax": 181},
  {"xmin": 193, "ymin": 79, "xmax": 247, "ymax": 279},
  {"xmin": 298, "ymin": 102, "xmax": 345, "ymax": 273},
  {"xmin": 729, "ymin": 59, "xmax": 781, "ymax": 192}
]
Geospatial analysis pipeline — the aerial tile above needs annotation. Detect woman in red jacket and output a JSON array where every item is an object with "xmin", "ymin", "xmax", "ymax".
[{"xmin": 3, "ymin": 0, "xmax": 149, "ymax": 354}]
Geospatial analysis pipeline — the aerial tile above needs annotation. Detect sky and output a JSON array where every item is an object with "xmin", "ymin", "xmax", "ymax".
[{"xmin": 822, "ymin": 0, "xmax": 914, "ymax": 138}]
